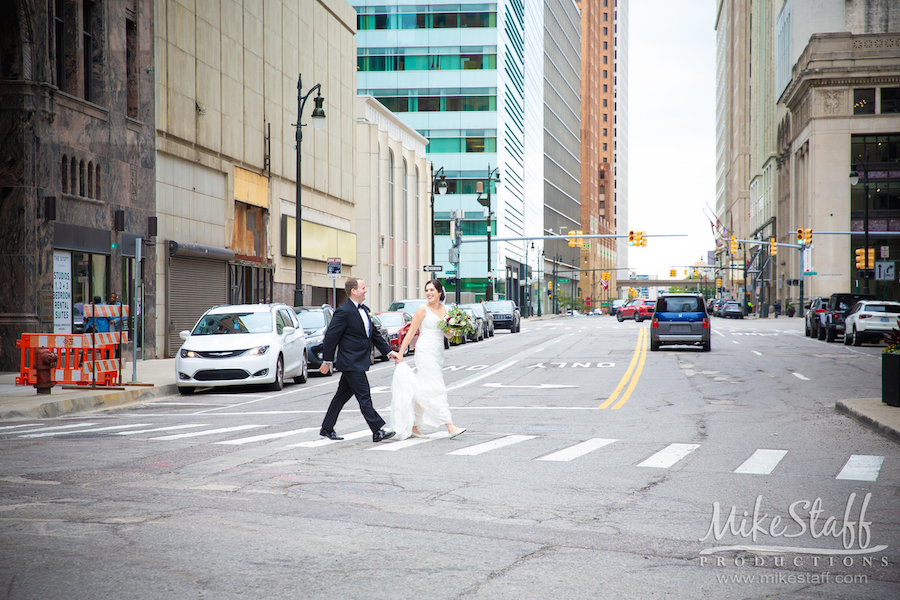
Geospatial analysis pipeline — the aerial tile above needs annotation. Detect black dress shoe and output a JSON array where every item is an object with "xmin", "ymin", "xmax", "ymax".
[
  {"xmin": 320, "ymin": 428, "xmax": 343, "ymax": 441},
  {"xmin": 372, "ymin": 429, "xmax": 396, "ymax": 443}
]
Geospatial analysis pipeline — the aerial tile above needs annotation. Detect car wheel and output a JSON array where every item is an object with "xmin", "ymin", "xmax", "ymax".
[
  {"xmin": 270, "ymin": 356, "xmax": 284, "ymax": 391},
  {"xmin": 825, "ymin": 326, "xmax": 836, "ymax": 343},
  {"xmin": 852, "ymin": 327, "xmax": 862, "ymax": 347},
  {"xmin": 635, "ymin": 314, "xmax": 642, "ymax": 323},
  {"xmin": 617, "ymin": 312, "xmax": 624, "ymax": 323},
  {"xmin": 178, "ymin": 386, "xmax": 195, "ymax": 396},
  {"xmin": 817, "ymin": 326, "xmax": 826, "ymax": 341},
  {"xmin": 650, "ymin": 341, "xmax": 660, "ymax": 352},
  {"xmin": 293, "ymin": 353, "xmax": 308, "ymax": 384},
  {"xmin": 844, "ymin": 328, "xmax": 852, "ymax": 345},
  {"xmin": 805, "ymin": 322, "xmax": 811, "ymax": 337},
  {"xmin": 702, "ymin": 340, "xmax": 711, "ymax": 352},
  {"xmin": 370, "ymin": 348, "xmax": 376, "ymax": 364}
]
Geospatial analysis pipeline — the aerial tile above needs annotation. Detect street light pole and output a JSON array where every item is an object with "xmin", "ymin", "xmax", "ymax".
[
  {"xmin": 477, "ymin": 164, "xmax": 500, "ymax": 301},
  {"xmin": 430, "ymin": 165, "xmax": 447, "ymax": 266},
  {"xmin": 850, "ymin": 150, "xmax": 870, "ymax": 294},
  {"xmin": 292, "ymin": 74, "xmax": 326, "ymax": 307}
]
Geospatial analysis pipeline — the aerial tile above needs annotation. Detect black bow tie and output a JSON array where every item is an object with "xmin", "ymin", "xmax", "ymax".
[{"xmin": 359, "ymin": 304, "xmax": 369, "ymax": 312}]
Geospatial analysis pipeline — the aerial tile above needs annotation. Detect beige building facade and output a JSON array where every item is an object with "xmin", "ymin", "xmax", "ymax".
[{"xmin": 152, "ymin": 0, "xmax": 359, "ymax": 357}]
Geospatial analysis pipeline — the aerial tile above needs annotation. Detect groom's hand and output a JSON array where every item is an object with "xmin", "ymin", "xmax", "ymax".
[
  {"xmin": 319, "ymin": 363, "xmax": 331, "ymax": 375},
  {"xmin": 388, "ymin": 351, "xmax": 401, "ymax": 363}
]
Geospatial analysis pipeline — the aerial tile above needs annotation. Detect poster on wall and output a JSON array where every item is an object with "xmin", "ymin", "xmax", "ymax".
[{"xmin": 54, "ymin": 250, "xmax": 72, "ymax": 334}]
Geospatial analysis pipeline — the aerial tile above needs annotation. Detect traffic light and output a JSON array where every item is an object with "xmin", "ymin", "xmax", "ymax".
[
  {"xmin": 804, "ymin": 228, "xmax": 812, "ymax": 245},
  {"xmin": 568, "ymin": 230, "xmax": 577, "ymax": 247},
  {"xmin": 628, "ymin": 230, "xmax": 635, "ymax": 245},
  {"xmin": 548, "ymin": 281, "xmax": 553, "ymax": 290},
  {"xmin": 796, "ymin": 228, "xmax": 804, "ymax": 245},
  {"xmin": 769, "ymin": 237, "xmax": 777, "ymax": 256},
  {"xmin": 693, "ymin": 268, "xmax": 700, "ymax": 278},
  {"xmin": 716, "ymin": 278, "xmax": 722, "ymax": 288},
  {"xmin": 446, "ymin": 277, "xmax": 459, "ymax": 287},
  {"xmin": 670, "ymin": 269, "xmax": 677, "ymax": 277},
  {"xmin": 637, "ymin": 231, "xmax": 647, "ymax": 246},
  {"xmin": 856, "ymin": 248, "xmax": 875, "ymax": 269},
  {"xmin": 730, "ymin": 235, "xmax": 737, "ymax": 254},
  {"xmin": 684, "ymin": 269, "xmax": 688, "ymax": 276},
  {"xmin": 577, "ymin": 230, "xmax": 584, "ymax": 248},
  {"xmin": 602, "ymin": 272, "xmax": 610, "ymax": 281}
]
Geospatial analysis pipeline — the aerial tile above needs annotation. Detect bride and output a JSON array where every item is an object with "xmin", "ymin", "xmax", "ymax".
[{"xmin": 390, "ymin": 279, "xmax": 466, "ymax": 440}]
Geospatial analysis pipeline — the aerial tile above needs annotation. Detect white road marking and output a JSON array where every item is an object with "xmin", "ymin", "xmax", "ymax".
[
  {"xmin": 836, "ymin": 455, "xmax": 884, "ymax": 481},
  {"xmin": 483, "ymin": 383, "xmax": 577, "ymax": 389},
  {"xmin": 446, "ymin": 360, "xmax": 518, "ymax": 392},
  {"xmin": 792, "ymin": 373, "xmax": 810, "ymax": 381},
  {"xmin": 117, "ymin": 424, "xmax": 211, "ymax": 435},
  {"xmin": 215, "ymin": 427, "xmax": 319, "ymax": 445},
  {"xmin": 19, "ymin": 423, "xmax": 153, "ymax": 438},
  {"xmin": 734, "ymin": 449, "xmax": 788, "ymax": 475},
  {"xmin": 367, "ymin": 438, "xmax": 434, "ymax": 451},
  {"xmin": 751, "ymin": 351, "xmax": 762, "ymax": 356},
  {"xmin": 732, "ymin": 340, "xmax": 739, "ymax": 344},
  {"xmin": 713, "ymin": 330, "xmax": 725, "ymax": 337},
  {"xmin": 637, "ymin": 443, "xmax": 701, "ymax": 468},
  {"xmin": 447, "ymin": 435, "xmax": 537, "ymax": 456},
  {"xmin": 5, "ymin": 423, "xmax": 99, "ymax": 436},
  {"xmin": 150, "ymin": 425, "xmax": 265, "ymax": 441},
  {"xmin": 537, "ymin": 438, "xmax": 618, "ymax": 462},
  {"xmin": 0, "ymin": 424, "xmax": 41, "ymax": 431},
  {"xmin": 285, "ymin": 429, "xmax": 372, "ymax": 448}
]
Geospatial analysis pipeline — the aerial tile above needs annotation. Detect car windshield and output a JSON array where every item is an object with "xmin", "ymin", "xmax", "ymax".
[
  {"xmin": 657, "ymin": 297, "xmax": 703, "ymax": 312},
  {"xmin": 377, "ymin": 313, "xmax": 405, "ymax": 327},
  {"xmin": 865, "ymin": 304, "xmax": 900, "ymax": 313},
  {"xmin": 389, "ymin": 300, "xmax": 425, "ymax": 312},
  {"xmin": 462, "ymin": 304, "xmax": 485, "ymax": 316},
  {"xmin": 295, "ymin": 311, "xmax": 327, "ymax": 331},
  {"xmin": 192, "ymin": 312, "xmax": 271, "ymax": 335},
  {"xmin": 485, "ymin": 301, "xmax": 515, "ymax": 312}
]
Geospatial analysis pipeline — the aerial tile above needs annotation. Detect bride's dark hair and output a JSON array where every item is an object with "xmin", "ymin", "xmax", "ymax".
[{"xmin": 426, "ymin": 279, "xmax": 446, "ymax": 302}]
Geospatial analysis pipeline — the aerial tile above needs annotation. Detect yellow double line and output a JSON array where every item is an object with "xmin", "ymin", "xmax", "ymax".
[{"xmin": 598, "ymin": 327, "xmax": 648, "ymax": 410}]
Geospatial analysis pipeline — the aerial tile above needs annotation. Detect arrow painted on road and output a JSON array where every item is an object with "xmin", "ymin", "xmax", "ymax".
[{"xmin": 483, "ymin": 383, "xmax": 577, "ymax": 389}]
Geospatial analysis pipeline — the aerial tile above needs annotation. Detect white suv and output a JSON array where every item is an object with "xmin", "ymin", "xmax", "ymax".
[{"xmin": 843, "ymin": 301, "xmax": 900, "ymax": 346}]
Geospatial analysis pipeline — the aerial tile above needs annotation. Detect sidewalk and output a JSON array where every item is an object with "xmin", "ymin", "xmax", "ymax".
[{"xmin": 0, "ymin": 359, "xmax": 178, "ymax": 420}]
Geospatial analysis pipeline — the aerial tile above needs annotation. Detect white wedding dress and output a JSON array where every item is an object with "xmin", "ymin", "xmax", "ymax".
[{"xmin": 390, "ymin": 305, "xmax": 452, "ymax": 440}]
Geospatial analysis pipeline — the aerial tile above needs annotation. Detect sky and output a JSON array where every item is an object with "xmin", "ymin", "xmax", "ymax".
[{"xmin": 626, "ymin": 0, "xmax": 718, "ymax": 277}]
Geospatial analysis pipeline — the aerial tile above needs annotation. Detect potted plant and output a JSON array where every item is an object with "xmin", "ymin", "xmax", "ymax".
[
  {"xmin": 786, "ymin": 302, "xmax": 796, "ymax": 317},
  {"xmin": 883, "ymin": 328, "xmax": 900, "ymax": 407}
]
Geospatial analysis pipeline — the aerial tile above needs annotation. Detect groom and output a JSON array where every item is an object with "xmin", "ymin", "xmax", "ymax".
[{"xmin": 319, "ymin": 278, "xmax": 399, "ymax": 442}]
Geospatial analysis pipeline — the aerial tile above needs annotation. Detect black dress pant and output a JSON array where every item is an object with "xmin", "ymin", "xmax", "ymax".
[{"xmin": 321, "ymin": 370, "xmax": 385, "ymax": 433}]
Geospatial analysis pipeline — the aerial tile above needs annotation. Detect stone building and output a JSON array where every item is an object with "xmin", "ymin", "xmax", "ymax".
[{"xmin": 0, "ymin": 0, "xmax": 158, "ymax": 371}]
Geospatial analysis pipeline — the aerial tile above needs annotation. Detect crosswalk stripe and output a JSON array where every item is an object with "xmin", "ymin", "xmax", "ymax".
[
  {"xmin": 537, "ymin": 438, "xmax": 618, "ymax": 462},
  {"xmin": 637, "ymin": 443, "xmax": 701, "ymax": 468},
  {"xmin": 19, "ymin": 424, "xmax": 153, "ymax": 438},
  {"xmin": 150, "ymin": 425, "xmax": 265, "ymax": 441},
  {"xmin": 0, "ymin": 424, "xmax": 41, "ymax": 431},
  {"xmin": 367, "ymin": 438, "xmax": 434, "ymax": 452},
  {"xmin": 285, "ymin": 429, "xmax": 372, "ymax": 448},
  {"xmin": 446, "ymin": 435, "xmax": 537, "ymax": 456},
  {"xmin": 116, "ymin": 424, "xmax": 211, "ymax": 435},
  {"xmin": 7, "ymin": 423, "xmax": 99, "ymax": 435},
  {"xmin": 733, "ymin": 449, "xmax": 788, "ymax": 474},
  {"xmin": 836, "ymin": 455, "xmax": 884, "ymax": 481},
  {"xmin": 215, "ymin": 427, "xmax": 319, "ymax": 445}
]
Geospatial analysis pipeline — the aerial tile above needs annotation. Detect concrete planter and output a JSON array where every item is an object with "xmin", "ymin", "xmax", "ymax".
[{"xmin": 884, "ymin": 353, "xmax": 900, "ymax": 407}]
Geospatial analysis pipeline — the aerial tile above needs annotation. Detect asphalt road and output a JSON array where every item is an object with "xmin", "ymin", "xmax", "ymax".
[{"xmin": 1, "ymin": 315, "xmax": 898, "ymax": 599}]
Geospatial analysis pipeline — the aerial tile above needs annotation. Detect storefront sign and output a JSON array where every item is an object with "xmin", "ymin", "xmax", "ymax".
[{"xmin": 53, "ymin": 250, "xmax": 72, "ymax": 334}]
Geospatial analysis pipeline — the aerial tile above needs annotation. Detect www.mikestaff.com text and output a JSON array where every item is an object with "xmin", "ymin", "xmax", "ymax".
[{"xmin": 715, "ymin": 572, "xmax": 868, "ymax": 585}]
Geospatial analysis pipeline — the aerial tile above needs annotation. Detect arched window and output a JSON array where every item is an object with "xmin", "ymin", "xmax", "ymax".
[
  {"xmin": 79, "ymin": 159, "xmax": 85, "ymax": 197},
  {"xmin": 95, "ymin": 164, "xmax": 101, "ymax": 200},
  {"xmin": 61, "ymin": 155, "xmax": 68, "ymax": 193},
  {"xmin": 87, "ymin": 161, "xmax": 93, "ymax": 198},
  {"xmin": 70, "ymin": 157, "xmax": 77, "ymax": 194},
  {"xmin": 388, "ymin": 150, "xmax": 394, "ymax": 238},
  {"xmin": 415, "ymin": 167, "xmax": 420, "ymax": 245},
  {"xmin": 402, "ymin": 159, "xmax": 408, "ymax": 242}
]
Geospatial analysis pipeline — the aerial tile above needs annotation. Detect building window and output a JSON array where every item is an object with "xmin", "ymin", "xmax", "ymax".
[
  {"xmin": 603, "ymin": 113, "xmax": 608, "ymax": 122},
  {"xmin": 403, "ymin": 266, "xmax": 408, "ymax": 299},
  {"xmin": 603, "ymin": 70, "xmax": 608, "ymax": 79},
  {"xmin": 603, "ymin": 99, "xmax": 607, "ymax": 107},
  {"xmin": 882, "ymin": 88, "xmax": 900, "ymax": 113},
  {"xmin": 54, "ymin": 0, "xmax": 66, "ymax": 91},
  {"xmin": 603, "ymin": 143, "xmax": 607, "ymax": 151},
  {"xmin": 603, "ymin": 55, "xmax": 608, "ymax": 64},
  {"xmin": 70, "ymin": 156, "xmax": 77, "ymax": 193},
  {"xmin": 402, "ymin": 159, "xmax": 408, "ymax": 242},
  {"xmin": 95, "ymin": 164, "xmax": 101, "ymax": 200},
  {"xmin": 83, "ymin": 0, "xmax": 94, "ymax": 101},
  {"xmin": 415, "ymin": 167, "xmax": 420, "ymax": 245},
  {"xmin": 603, "ymin": 128, "xmax": 607, "ymax": 136},
  {"xmin": 603, "ymin": 27, "xmax": 608, "ymax": 35},
  {"xmin": 61, "ymin": 155, "xmax": 68, "ymax": 193},
  {"xmin": 603, "ymin": 84, "xmax": 607, "ymax": 92},
  {"xmin": 388, "ymin": 150, "xmax": 394, "ymax": 238},
  {"xmin": 87, "ymin": 161, "xmax": 93, "ymax": 198},
  {"xmin": 79, "ymin": 159, "xmax": 85, "ymax": 196},
  {"xmin": 603, "ymin": 41, "xmax": 608, "ymax": 50},
  {"xmin": 603, "ymin": 12, "xmax": 608, "ymax": 21},
  {"xmin": 126, "ymin": 15, "xmax": 138, "ymax": 119}
]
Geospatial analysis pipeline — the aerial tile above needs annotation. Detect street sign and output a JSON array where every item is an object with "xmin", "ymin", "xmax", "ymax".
[
  {"xmin": 327, "ymin": 257, "xmax": 341, "ymax": 280},
  {"xmin": 446, "ymin": 269, "xmax": 456, "ymax": 275},
  {"xmin": 875, "ymin": 261, "xmax": 895, "ymax": 281},
  {"xmin": 424, "ymin": 265, "xmax": 443, "ymax": 272},
  {"xmin": 881, "ymin": 245, "xmax": 890, "ymax": 259},
  {"xmin": 559, "ymin": 278, "xmax": 571, "ymax": 283},
  {"xmin": 802, "ymin": 272, "xmax": 817, "ymax": 276}
]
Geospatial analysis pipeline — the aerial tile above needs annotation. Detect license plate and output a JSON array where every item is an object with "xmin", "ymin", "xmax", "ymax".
[
  {"xmin": 670, "ymin": 325, "xmax": 690, "ymax": 333},
  {"xmin": 881, "ymin": 317, "xmax": 890, "ymax": 323}
]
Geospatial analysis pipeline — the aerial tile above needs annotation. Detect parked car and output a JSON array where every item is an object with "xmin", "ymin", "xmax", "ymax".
[
  {"xmin": 484, "ymin": 300, "xmax": 521, "ymax": 332},
  {"xmin": 375, "ymin": 310, "xmax": 419, "ymax": 355},
  {"xmin": 720, "ymin": 301, "xmax": 744, "ymax": 319},
  {"xmin": 804, "ymin": 296, "xmax": 828, "ymax": 338},
  {"xmin": 617, "ymin": 299, "xmax": 656, "ymax": 322},
  {"xmin": 591, "ymin": 308, "xmax": 604, "ymax": 316},
  {"xmin": 293, "ymin": 304, "xmax": 335, "ymax": 374},
  {"xmin": 176, "ymin": 303, "xmax": 308, "ymax": 394},
  {"xmin": 707, "ymin": 299, "xmax": 723, "ymax": 315},
  {"xmin": 462, "ymin": 303, "xmax": 494, "ymax": 337},
  {"xmin": 650, "ymin": 293, "xmax": 710, "ymax": 352},
  {"xmin": 843, "ymin": 301, "xmax": 900, "ymax": 346},
  {"xmin": 370, "ymin": 313, "xmax": 391, "ymax": 361},
  {"xmin": 388, "ymin": 298, "xmax": 427, "ymax": 314},
  {"xmin": 820, "ymin": 293, "xmax": 876, "ymax": 342},
  {"xmin": 457, "ymin": 306, "xmax": 484, "ymax": 342},
  {"xmin": 610, "ymin": 299, "xmax": 626, "ymax": 317}
]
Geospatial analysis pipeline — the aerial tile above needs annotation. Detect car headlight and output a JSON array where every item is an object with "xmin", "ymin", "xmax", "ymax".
[
  {"xmin": 307, "ymin": 335, "xmax": 324, "ymax": 345},
  {"xmin": 248, "ymin": 345, "xmax": 269, "ymax": 355},
  {"xmin": 180, "ymin": 349, "xmax": 197, "ymax": 358}
]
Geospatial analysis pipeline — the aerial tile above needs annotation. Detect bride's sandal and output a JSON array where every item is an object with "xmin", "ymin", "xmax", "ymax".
[{"xmin": 448, "ymin": 428, "xmax": 466, "ymax": 439}]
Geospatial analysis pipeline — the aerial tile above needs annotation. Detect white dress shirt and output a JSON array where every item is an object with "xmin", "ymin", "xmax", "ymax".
[{"xmin": 353, "ymin": 301, "xmax": 370, "ymax": 337}]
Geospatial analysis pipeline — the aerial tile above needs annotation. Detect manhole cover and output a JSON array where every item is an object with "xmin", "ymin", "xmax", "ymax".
[
  {"xmin": 514, "ymin": 426, "xmax": 570, "ymax": 432},
  {"xmin": 287, "ymin": 482, "xmax": 402, "ymax": 497}
]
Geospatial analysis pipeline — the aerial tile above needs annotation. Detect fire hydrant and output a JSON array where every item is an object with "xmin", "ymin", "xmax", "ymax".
[{"xmin": 34, "ymin": 347, "xmax": 57, "ymax": 395}]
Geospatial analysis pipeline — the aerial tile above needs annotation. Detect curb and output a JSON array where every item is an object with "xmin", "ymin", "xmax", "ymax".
[
  {"xmin": 0, "ymin": 384, "xmax": 179, "ymax": 420},
  {"xmin": 835, "ymin": 398, "xmax": 900, "ymax": 445}
]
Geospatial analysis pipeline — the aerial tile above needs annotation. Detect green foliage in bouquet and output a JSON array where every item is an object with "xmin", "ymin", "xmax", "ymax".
[
  {"xmin": 439, "ymin": 306, "xmax": 475, "ymax": 344},
  {"xmin": 884, "ymin": 328, "xmax": 900, "ymax": 355}
]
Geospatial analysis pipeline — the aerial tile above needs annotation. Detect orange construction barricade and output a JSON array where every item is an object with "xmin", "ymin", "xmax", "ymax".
[{"xmin": 16, "ymin": 333, "xmax": 127, "ymax": 387}]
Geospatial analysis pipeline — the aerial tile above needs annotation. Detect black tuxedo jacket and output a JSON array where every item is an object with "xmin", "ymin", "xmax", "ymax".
[{"xmin": 322, "ymin": 300, "xmax": 392, "ymax": 372}]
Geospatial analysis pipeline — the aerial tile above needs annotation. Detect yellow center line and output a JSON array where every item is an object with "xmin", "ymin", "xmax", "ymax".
[
  {"xmin": 612, "ymin": 328, "xmax": 648, "ymax": 409},
  {"xmin": 598, "ymin": 328, "xmax": 644, "ymax": 409}
]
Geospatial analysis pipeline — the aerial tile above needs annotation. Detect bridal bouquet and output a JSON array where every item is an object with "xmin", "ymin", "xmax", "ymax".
[{"xmin": 438, "ymin": 306, "xmax": 475, "ymax": 344}]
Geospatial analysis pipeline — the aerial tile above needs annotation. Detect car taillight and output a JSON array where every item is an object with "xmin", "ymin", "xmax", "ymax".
[
  {"xmin": 702, "ymin": 318, "xmax": 709, "ymax": 328},
  {"xmin": 814, "ymin": 308, "xmax": 826, "ymax": 313},
  {"xmin": 859, "ymin": 314, "xmax": 872, "ymax": 319},
  {"xmin": 651, "ymin": 318, "xmax": 658, "ymax": 328}
]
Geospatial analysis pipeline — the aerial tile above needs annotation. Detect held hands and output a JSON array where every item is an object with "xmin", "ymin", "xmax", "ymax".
[
  {"xmin": 319, "ymin": 363, "xmax": 331, "ymax": 375},
  {"xmin": 389, "ymin": 350, "xmax": 402, "ymax": 364}
]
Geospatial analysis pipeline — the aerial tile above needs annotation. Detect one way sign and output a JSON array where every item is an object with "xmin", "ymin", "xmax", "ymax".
[{"xmin": 875, "ymin": 261, "xmax": 895, "ymax": 281}]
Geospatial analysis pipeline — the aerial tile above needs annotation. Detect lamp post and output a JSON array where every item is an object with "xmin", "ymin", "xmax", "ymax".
[
  {"xmin": 430, "ymin": 165, "xmax": 447, "ymax": 266},
  {"xmin": 538, "ymin": 249, "xmax": 544, "ymax": 317},
  {"xmin": 476, "ymin": 164, "xmax": 500, "ymax": 300},
  {"xmin": 292, "ymin": 74, "xmax": 326, "ymax": 307},
  {"xmin": 850, "ymin": 149, "xmax": 870, "ymax": 294}
]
